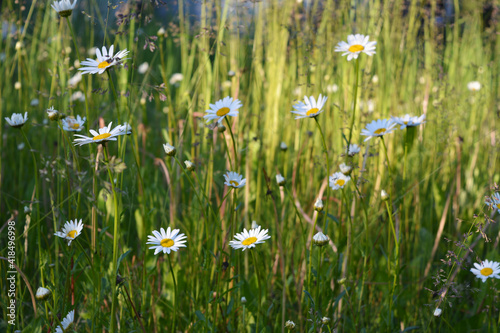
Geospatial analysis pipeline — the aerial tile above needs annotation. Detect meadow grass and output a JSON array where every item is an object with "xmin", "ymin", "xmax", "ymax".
[{"xmin": 1, "ymin": 0, "xmax": 499, "ymax": 332}]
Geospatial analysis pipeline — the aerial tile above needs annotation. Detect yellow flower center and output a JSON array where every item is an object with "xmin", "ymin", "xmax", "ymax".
[
  {"xmin": 242, "ymin": 237, "xmax": 258, "ymax": 246},
  {"xmin": 216, "ymin": 107, "xmax": 230, "ymax": 117},
  {"xmin": 306, "ymin": 108, "xmax": 319, "ymax": 116},
  {"xmin": 67, "ymin": 230, "xmax": 77, "ymax": 239},
  {"xmin": 374, "ymin": 128, "xmax": 386, "ymax": 134},
  {"xmin": 98, "ymin": 61, "xmax": 111, "ymax": 69},
  {"xmin": 72, "ymin": 123, "xmax": 80, "ymax": 129},
  {"xmin": 348, "ymin": 44, "xmax": 365, "ymax": 52},
  {"xmin": 160, "ymin": 238, "xmax": 175, "ymax": 248},
  {"xmin": 230, "ymin": 180, "xmax": 239, "ymax": 187},
  {"xmin": 336, "ymin": 179, "xmax": 345, "ymax": 186},
  {"xmin": 496, "ymin": 203, "xmax": 500, "ymax": 209},
  {"xmin": 403, "ymin": 121, "xmax": 408, "ymax": 125},
  {"xmin": 93, "ymin": 133, "xmax": 111, "ymax": 141},
  {"xmin": 480, "ymin": 267, "xmax": 493, "ymax": 276}
]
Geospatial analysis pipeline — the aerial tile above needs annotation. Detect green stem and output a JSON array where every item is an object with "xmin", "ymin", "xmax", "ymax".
[
  {"xmin": 308, "ymin": 212, "xmax": 320, "ymax": 293},
  {"xmin": 167, "ymin": 255, "xmax": 178, "ymax": 332},
  {"xmin": 314, "ymin": 117, "xmax": 330, "ymax": 235},
  {"xmin": 251, "ymin": 250, "xmax": 263, "ymax": 331},
  {"xmin": 107, "ymin": 70, "xmax": 121, "ymax": 121},
  {"xmin": 225, "ymin": 117, "xmax": 238, "ymax": 170},
  {"xmin": 346, "ymin": 58, "xmax": 360, "ymax": 151}
]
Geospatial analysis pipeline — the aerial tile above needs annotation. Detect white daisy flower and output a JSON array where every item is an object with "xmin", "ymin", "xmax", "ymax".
[
  {"xmin": 204, "ymin": 96, "xmax": 242, "ymax": 124},
  {"xmin": 54, "ymin": 219, "xmax": 84, "ymax": 246},
  {"xmin": 335, "ymin": 34, "xmax": 377, "ymax": 61},
  {"xmin": 470, "ymin": 259, "xmax": 500, "ymax": 282},
  {"xmin": 467, "ymin": 81, "xmax": 481, "ymax": 92},
  {"xmin": 62, "ymin": 115, "xmax": 86, "ymax": 132},
  {"xmin": 224, "ymin": 171, "xmax": 246, "ymax": 189},
  {"xmin": 78, "ymin": 45, "xmax": 129, "ymax": 75},
  {"xmin": 73, "ymin": 122, "xmax": 127, "ymax": 146},
  {"xmin": 345, "ymin": 143, "xmax": 361, "ymax": 157},
  {"xmin": 390, "ymin": 114, "xmax": 426, "ymax": 129},
  {"xmin": 487, "ymin": 193, "xmax": 500, "ymax": 214},
  {"xmin": 146, "ymin": 227, "xmax": 187, "ymax": 255},
  {"xmin": 329, "ymin": 172, "xmax": 350, "ymax": 190},
  {"xmin": 360, "ymin": 119, "xmax": 397, "ymax": 141},
  {"xmin": 290, "ymin": 94, "xmax": 327, "ymax": 119},
  {"xmin": 51, "ymin": 0, "xmax": 77, "ymax": 17},
  {"xmin": 55, "ymin": 310, "xmax": 75, "ymax": 333},
  {"xmin": 229, "ymin": 226, "xmax": 271, "ymax": 251},
  {"xmin": 5, "ymin": 112, "xmax": 28, "ymax": 128},
  {"xmin": 35, "ymin": 287, "xmax": 51, "ymax": 301}
]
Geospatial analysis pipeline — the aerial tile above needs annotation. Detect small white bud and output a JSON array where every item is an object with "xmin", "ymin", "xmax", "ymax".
[
  {"xmin": 14, "ymin": 82, "xmax": 21, "ymax": 90},
  {"xmin": 314, "ymin": 198, "xmax": 323, "ymax": 212},
  {"xmin": 184, "ymin": 160, "xmax": 195, "ymax": 171},
  {"xmin": 433, "ymin": 308, "xmax": 442, "ymax": 317},
  {"xmin": 285, "ymin": 320, "xmax": 296, "ymax": 330},
  {"xmin": 241, "ymin": 296, "xmax": 247, "ymax": 303},
  {"xmin": 163, "ymin": 143, "xmax": 176, "ymax": 157},
  {"xmin": 381, "ymin": 190, "xmax": 389, "ymax": 201},
  {"xmin": 228, "ymin": 70, "xmax": 236, "ymax": 77},
  {"xmin": 251, "ymin": 221, "xmax": 259, "ymax": 229},
  {"xmin": 280, "ymin": 141, "xmax": 288, "ymax": 151},
  {"xmin": 339, "ymin": 163, "xmax": 352, "ymax": 176},
  {"xmin": 276, "ymin": 174, "xmax": 286, "ymax": 186},
  {"xmin": 313, "ymin": 232, "xmax": 329, "ymax": 247},
  {"xmin": 35, "ymin": 287, "xmax": 51, "ymax": 301},
  {"xmin": 321, "ymin": 317, "xmax": 330, "ymax": 324},
  {"xmin": 46, "ymin": 106, "xmax": 60, "ymax": 121}
]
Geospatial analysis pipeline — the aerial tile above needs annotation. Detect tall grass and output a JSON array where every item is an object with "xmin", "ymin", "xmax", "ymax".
[{"xmin": 1, "ymin": 0, "xmax": 499, "ymax": 332}]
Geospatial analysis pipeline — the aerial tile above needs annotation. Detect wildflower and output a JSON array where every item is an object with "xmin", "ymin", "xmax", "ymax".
[
  {"xmin": 146, "ymin": 227, "xmax": 187, "ymax": 255},
  {"xmin": 335, "ymin": 34, "xmax": 377, "ymax": 61},
  {"xmin": 163, "ymin": 143, "xmax": 176, "ymax": 157},
  {"xmin": 70, "ymin": 91, "xmax": 85, "ymax": 102},
  {"xmin": 381, "ymin": 190, "xmax": 389, "ymax": 201},
  {"xmin": 79, "ymin": 45, "xmax": 129, "ymax": 75},
  {"xmin": 204, "ymin": 96, "xmax": 242, "ymax": 124},
  {"xmin": 221, "ymin": 80, "xmax": 232, "ymax": 89},
  {"xmin": 326, "ymin": 84, "xmax": 338, "ymax": 93},
  {"xmin": 35, "ymin": 287, "xmax": 51, "ymax": 301},
  {"xmin": 17, "ymin": 143, "xmax": 25, "ymax": 150},
  {"xmin": 229, "ymin": 226, "xmax": 271, "ymax": 251},
  {"xmin": 138, "ymin": 62, "xmax": 149, "ymax": 74},
  {"xmin": 224, "ymin": 171, "xmax": 246, "ymax": 189},
  {"xmin": 51, "ymin": 0, "xmax": 77, "ymax": 17},
  {"xmin": 390, "ymin": 114, "xmax": 426, "ymax": 130},
  {"xmin": 467, "ymin": 81, "xmax": 481, "ymax": 92},
  {"xmin": 169, "ymin": 73, "xmax": 184, "ymax": 85},
  {"xmin": 313, "ymin": 232, "xmax": 329, "ymax": 246},
  {"xmin": 62, "ymin": 115, "xmax": 85, "ymax": 132},
  {"xmin": 314, "ymin": 198, "xmax": 324, "ymax": 212},
  {"xmin": 345, "ymin": 143, "xmax": 361, "ymax": 157},
  {"xmin": 290, "ymin": 94, "xmax": 327, "ymax": 119},
  {"xmin": 433, "ymin": 308, "xmax": 442, "ymax": 317},
  {"xmin": 329, "ymin": 172, "xmax": 350, "ymax": 190},
  {"xmin": 360, "ymin": 119, "xmax": 397, "ymax": 141},
  {"xmin": 30, "ymin": 98, "xmax": 40, "ymax": 106},
  {"xmin": 5, "ymin": 112, "xmax": 28, "ymax": 128},
  {"xmin": 184, "ymin": 160, "xmax": 195, "ymax": 171},
  {"xmin": 280, "ymin": 141, "xmax": 288, "ymax": 151},
  {"xmin": 285, "ymin": 320, "xmax": 296, "ymax": 330},
  {"xmin": 251, "ymin": 221, "xmax": 259, "ymax": 229},
  {"xmin": 55, "ymin": 310, "xmax": 74, "ymax": 333},
  {"xmin": 339, "ymin": 163, "xmax": 352, "ymax": 176},
  {"xmin": 73, "ymin": 122, "xmax": 128, "ymax": 146},
  {"xmin": 68, "ymin": 72, "xmax": 82, "ymax": 87},
  {"xmin": 24, "ymin": 206, "xmax": 31, "ymax": 214},
  {"xmin": 322, "ymin": 317, "xmax": 330, "ymax": 324},
  {"xmin": 46, "ymin": 106, "xmax": 61, "ymax": 121},
  {"xmin": 157, "ymin": 27, "xmax": 166, "ymax": 36},
  {"xmin": 486, "ymin": 193, "xmax": 500, "ymax": 214},
  {"xmin": 54, "ymin": 219, "xmax": 83, "ymax": 246},
  {"xmin": 14, "ymin": 82, "xmax": 21, "ymax": 90},
  {"xmin": 276, "ymin": 174, "xmax": 286, "ymax": 186},
  {"xmin": 471, "ymin": 259, "xmax": 500, "ymax": 282},
  {"xmin": 241, "ymin": 296, "xmax": 247, "ymax": 303}
]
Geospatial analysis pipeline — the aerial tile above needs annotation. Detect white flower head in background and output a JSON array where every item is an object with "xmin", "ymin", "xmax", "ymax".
[
  {"xmin": 276, "ymin": 174, "xmax": 286, "ymax": 186},
  {"xmin": 291, "ymin": 94, "xmax": 327, "ymax": 119},
  {"xmin": 433, "ymin": 308, "xmax": 442, "ymax": 317},
  {"xmin": 146, "ymin": 227, "xmax": 187, "ymax": 255},
  {"xmin": 251, "ymin": 221, "xmax": 260, "ymax": 229},
  {"xmin": 204, "ymin": 96, "xmax": 242, "ymax": 124},
  {"xmin": 5, "ymin": 112, "xmax": 28, "ymax": 128},
  {"xmin": 345, "ymin": 143, "xmax": 361, "ymax": 157},
  {"xmin": 390, "ymin": 114, "xmax": 426, "ymax": 130},
  {"xmin": 280, "ymin": 141, "xmax": 288, "ymax": 151},
  {"xmin": 285, "ymin": 320, "xmax": 296, "ymax": 330},
  {"xmin": 329, "ymin": 172, "xmax": 350, "ymax": 190},
  {"xmin": 62, "ymin": 115, "xmax": 85, "ymax": 132},
  {"xmin": 224, "ymin": 171, "xmax": 246, "ymax": 189},
  {"xmin": 55, "ymin": 310, "xmax": 75, "ymax": 333},
  {"xmin": 169, "ymin": 73, "xmax": 184, "ymax": 85},
  {"xmin": 51, "ymin": 0, "xmax": 77, "ymax": 17},
  {"xmin": 46, "ymin": 106, "xmax": 60, "ymax": 121},
  {"xmin": 138, "ymin": 62, "xmax": 149, "ymax": 74},
  {"xmin": 470, "ymin": 259, "xmax": 500, "ymax": 282},
  {"xmin": 335, "ymin": 34, "xmax": 377, "ymax": 61},
  {"xmin": 184, "ymin": 160, "xmax": 195, "ymax": 171},
  {"xmin": 360, "ymin": 119, "xmax": 397, "ymax": 141},
  {"xmin": 486, "ymin": 192, "xmax": 500, "ymax": 214},
  {"xmin": 54, "ymin": 220, "xmax": 84, "ymax": 246},
  {"xmin": 73, "ymin": 122, "xmax": 127, "ymax": 146},
  {"xmin": 163, "ymin": 143, "xmax": 176, "ymax": 157},
  {"xmin": 229, "ymin": 226, "xmax": 271, "ymax": 251},
  {"xmin": 467, "ymin": 81, "xmax": 481, "ymax": 92},
  {"xmin": 79, "ymin": 45, "xmax": 129, "ymax": 75}
]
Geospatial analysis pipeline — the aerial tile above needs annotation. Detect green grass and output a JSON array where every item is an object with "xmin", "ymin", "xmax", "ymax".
[{"xmin": 1, "ymin": 0, "xmax": 499, "ymax": 332}]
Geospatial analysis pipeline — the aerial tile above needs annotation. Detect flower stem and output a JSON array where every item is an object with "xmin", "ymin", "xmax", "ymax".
[
  {"xmin": 314, "ymin": 117, "xmax": 330, "ymax": 231},
  {"xmin": 251, "ymin": 250, "xmax": 263, "ymax": 331},
  {"xmin": 308, "ymin": 212, "xmax": 320, "ymax": 293},
  {"xmin": 225, "ymin": 117, "xmax": 238, "ymax": 169},
  {"xmin": 347, "ymin": 58, "xmax": 360, "ymax": 151},
  {"xmin": 167, "ymin": 255, "xmax": 178, "ymax": 332},
  {"xmin": 107, "ymin": 71, "xmax": 121, "ymax": 121}
]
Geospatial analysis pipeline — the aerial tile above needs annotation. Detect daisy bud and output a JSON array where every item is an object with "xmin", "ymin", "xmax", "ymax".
[
  {"xmin": 251, "ymin": 221, "xmax": 259, "ymax": 229},
  {"xmin": 381, "ymin": 190, "xmax": 389, "ymax": 201},
  {"xmin": 184, "ymin": 160, "xmax": 195, "ymax": 171},
  {"xmin": 322, "ymin": 317, "xmax": 330, "ymax": 324},
  {"xmin": 15, "ymin": 41, "xmax": 23, "ymax": 50},
  {"xmin": 338, "ymin": 277, "xmax": 346, "ymax": 285},
  {"xmin": 24, "ymin": 206, "xmax": 31, "ymax": 214},
  {"xmin": 46, "ymin": 106, "xmax": 60, "ymax": 121},
  {"xmin": 339, "ymin": 163, "xmax": 352, "ymax": 176},
  {"xmin": 313, "ymin": 232, "xmax": 329, "ymax": 247},
  {"xmin": 241, "ymin": 296, "xmax": 247, "ymax": 304},
  {"xmin": 217, "ymin": 123, "xmax": 226, "ymax": 133},
  {"xmin": 276, "ymin": 174, "xmax": 286, "ymax": 186},
  {"xmin": 285, "ymin": 320, "xmax": 296, "ymax": 330},
  {"xmin": 14, "ymin": 82, "xmax": 21, "ymax": 90},
  {"xmin": 228, "ymin": 70, "xmax": 236, "ymax": 77},
  {"xmin": 35, "ymin": 287, "xmax": 51, "ymax": 301},
  {"xmin": 314, "ymin": 198, "xmax": 324, "ymax": 212},
  {"xmin": 163, "ymin": 143, "xmax": 176, "ymax": 157},
  {"xmin": 467, "ymin": 81, "xmax": 481, "ymax": 92},
  {"xmin": 433, "ymin": 308, "xmax": 442, "ymax": 317},
  {"xmin": 157, "ymin": 27, "xmax": 166, "ymax": 37},
  {"xmin": 280, "ymin": 141, "xmax": 288, "ymax": 151}
]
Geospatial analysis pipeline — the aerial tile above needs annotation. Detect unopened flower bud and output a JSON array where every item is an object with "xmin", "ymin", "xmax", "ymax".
[
  {"xmin": 321, "ymin": 317, "xmax": 330, "ymax": 324},
  {"xmin": 157, "ymin": 27, "xmax": 166, "ymax": 37},
  {"xmin": 313, "ymin": 232, "xmax": 329, "ymax": 247},
  {"xmin": 163, "ymin": 143, "xmax": 176, "ymax": 157},
  {"xmin": 184, "ymin": 160, "xmax": 195, "ymax": 171},
  {"xmin": 339, "ymin": 163, "xmax": 352, "ymax": 176},
  {"xmin": 433, "ymin": 308, "xmax": 442, "ymax": 317},
  {"xmin": 217, "ymin": 123, "xmax": 226, "ymax": 133},
  {"xmin": 251, "ymin": 221, "xmax": 259, "ymax": 229},
  {"xmin": 285, "ymin": 320, "xmax": 296, "ymax": 330},
  {"xmin": 276, "ymin": 174, "xmax": 286, "ymax": 186},
  {"xmin": 280, "ymin": 141, "xmax": 288, "ymax": 151},
  {"xmin": 381, "ymin": 190, "xmax": 389, "ymax": 201},
  {"xmin": 35, "ymin": 287, "xmax": 51, "ymax": 301},
  {"xmin": 338, "ymin": 277, "xmax": 347, "ymax": 285},
  {"xmin": 46, "ymin": 106, "xmax": 60, "ymax": 121},
  {"xmin": 314, "ymin": 198, "xmax": 324, "ymax": 212},
  {"xmin": 241, "ymin": 296, "xmax": 247, "ymax": 304}
]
